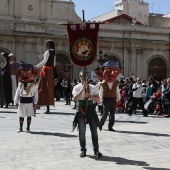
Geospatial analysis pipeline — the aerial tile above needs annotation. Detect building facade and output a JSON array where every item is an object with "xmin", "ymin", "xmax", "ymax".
[{"xmin": 0, "ymin": 0, "xmax": 170, "ymax": 81}]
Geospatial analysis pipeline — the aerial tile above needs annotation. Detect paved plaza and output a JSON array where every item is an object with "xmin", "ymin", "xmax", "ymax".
[{"xmin": 0, "ymin": 100, "xmax": 170, "ymax": 170}]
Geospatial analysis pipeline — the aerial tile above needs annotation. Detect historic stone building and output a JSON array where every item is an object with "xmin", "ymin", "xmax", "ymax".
[{"xmin": 0, "ymin": 0, "xmax": 170, "ymax": 81}]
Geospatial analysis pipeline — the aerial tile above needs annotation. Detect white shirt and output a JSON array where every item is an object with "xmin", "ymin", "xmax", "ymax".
[
  {"xmin": 93, "ymin": 81, "xmax": 101, "ymax": 91},
  {"xmin": 132, "ymin": 83, "xmax": 144, "ymax": 98},
  {"xmin": 37, "ymin": 50, "xmax": 56, "ymax": 68},
  {"xmin": 99, "ymin": 82, "xmax": 120, "ymax": 102},
  {"xmin": 72, "ymin": 83, "xmax": 98, "ymax": 100},
  {"xmin": 14, "ymin": 82, "xmax": 38, "ymax": 117},
  {"xmin": 14, "ymin": 82, "xmax": 38, "ymax": 105}
]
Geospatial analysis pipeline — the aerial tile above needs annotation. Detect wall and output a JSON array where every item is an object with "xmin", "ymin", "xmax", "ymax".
[{"xmin": 0, "ymin": 0, "xmax": 170, "ymax": 81}]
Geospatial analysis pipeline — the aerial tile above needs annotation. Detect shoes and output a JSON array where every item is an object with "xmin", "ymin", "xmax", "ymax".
[
  {"xmin": 17, "ymin": 128, "xmax": 23, "ymax": 132},
  {"xmin": 80, "ymin": 150, "xmax": 86, "ymax": 157},
  {"xmin": 36, "ymin": 105, "xmax": 40, "ymax": 109},
  {"xmin": 143, "ymin": 110, "xmax": 148, "ymax": 117},
  {"xmin": 72, "ymin": 107, "xmax": 76, "ymax": 109},
  {"xmin": 99, "ymin": 125, "xmax": 102, "ymax": 131},
  {"xmin": 165, "ymin": 115, "xmax": 170, "ymax": 118},
  {"xmin": 44, "ymin": 111, "xmax": 50, "ymax": 114},
  {"xmin": 94, "ymin": 151, "xmax": 103, "ymax": 157},
  {"xmin": 65, "ymin": 104, "xmax": 68, "ymax": 105},
  {"xmin": 108, "ymin": 128, "xmax": 115, "ymax": 131},
  {"xmin": 26, "ymin": 129, "xmax": 30, "ymax": 133},
  {"xmin": 143, "ymin": 113, "xmax": 148, "ymax": 117}
]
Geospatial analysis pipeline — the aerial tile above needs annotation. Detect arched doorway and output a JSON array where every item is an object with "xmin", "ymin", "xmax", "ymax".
[
  {"xmin": 55, "ymin": 52, "xmax": 71, "ymax": 81},
  {"xmin": 148, "ymin": 57, "xmax": 167, "ymax": 82}
]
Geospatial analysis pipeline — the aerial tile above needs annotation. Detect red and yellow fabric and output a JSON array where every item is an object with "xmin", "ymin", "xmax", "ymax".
[
  {"xmin": 67, "ymin": 23, "xmax": 99, "ymax": 66},
  {"xmin": 38, "ymin": 66, "xmax": 54, "ymax": 106}
]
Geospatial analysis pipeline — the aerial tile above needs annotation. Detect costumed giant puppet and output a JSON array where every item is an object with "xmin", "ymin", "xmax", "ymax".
[
  {"xmin": 14, "ymin": 61, "xmax": 38, "ymax": 133},
  {"xmin": 95, "ymin": 61, "xmax": 121, "ymax": 131}
]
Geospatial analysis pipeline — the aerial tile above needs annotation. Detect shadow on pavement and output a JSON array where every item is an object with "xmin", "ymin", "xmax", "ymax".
[
  {"xmin": 147, "ymin": 115, "xmax": 169, "ymax": 119},
  {"xmin": 116, "ymin": 130, "xmax": 170, "ymax": 137},
  {"xmin": 0, "ymin": 111, "xmax": 16, "ymax": 114},
  {"xmin": 115, "ymin": 120, "xmax": 148, "ymax": 124},
  {"xmin": 88, "ymin": 155, "xmax": 149, "ymax": 167},
  {"xmin": 144, "ymin": 167, "xmax": 170, "ymax": 170},
  {"xmin": 30, "ymin": 131, "xmax": 77, "ymax": 138},
  {"xmin": 44, "ymin": 112, "xmax": 75, "ymax": 116}
]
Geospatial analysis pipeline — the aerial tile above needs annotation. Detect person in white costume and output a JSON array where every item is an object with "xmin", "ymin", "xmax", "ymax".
[{"xmin": 14, "ymin": 61, "xmax": 38, "ymax": 133}]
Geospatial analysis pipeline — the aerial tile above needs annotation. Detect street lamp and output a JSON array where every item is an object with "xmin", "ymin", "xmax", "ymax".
[{"xmin": 96, "ymin": 50, "xmax": 109, "ymax": 66}]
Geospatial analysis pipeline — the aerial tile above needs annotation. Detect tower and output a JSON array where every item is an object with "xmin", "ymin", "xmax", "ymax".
[{"xmin": 114, "ymin": 0, "xmax": 149, "ymax": 25}]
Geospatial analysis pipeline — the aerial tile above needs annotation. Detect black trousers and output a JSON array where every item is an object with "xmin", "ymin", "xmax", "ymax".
[{"xmin": 131, "ymin": 97, "xmax": 146, "ymax": 114}]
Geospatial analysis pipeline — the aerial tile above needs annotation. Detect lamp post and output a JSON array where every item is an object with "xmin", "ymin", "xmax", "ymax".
[{"xmin": 96, "ymin": 50, "xmax": 109, "ymax": 66}]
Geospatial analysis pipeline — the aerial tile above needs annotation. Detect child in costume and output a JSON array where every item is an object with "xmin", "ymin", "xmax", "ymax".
[{"xmin": 14, "ymin": 61, "xmax": 38, "ymax": 133}]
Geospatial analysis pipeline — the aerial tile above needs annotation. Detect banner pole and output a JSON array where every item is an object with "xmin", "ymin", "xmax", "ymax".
[{"xmin": 82, "ymin": 10, "xmax": 88, "ymax": 123}]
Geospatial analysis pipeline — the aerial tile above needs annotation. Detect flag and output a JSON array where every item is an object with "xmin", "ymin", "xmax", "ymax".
[{"xmin": 67, "ymin": 23, "xmax": 99, "ymax": 67}]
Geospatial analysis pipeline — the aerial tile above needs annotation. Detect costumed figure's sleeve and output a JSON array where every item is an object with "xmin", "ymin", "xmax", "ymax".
[
  {"xmin": 36, "ymin": 51, "xmax": 49, "ymax": 68},
  {"xmin": 91, "ymin": 84, "xmax": 98, "ymax": 96},
  {"xmin": 33, "ymin": 86, "xmax": 38, "ymax": 104},
  {"xmin": 14, "ymin": 86, "xmax": 20, "ymax": 105},
  {"xmin": 93, "ymin": 82, "xmax": 101, "ymax": 92},
  {"xmin": 116, "ymin": 86, "xmax": 120, "ymax": 100},
  {"xmin": 54, "ymin": 55, "xmax": 56, "ymax": 66},
  {"xmin": 99, "ymin": 85, "xmax": 103, "ymax": 102}
]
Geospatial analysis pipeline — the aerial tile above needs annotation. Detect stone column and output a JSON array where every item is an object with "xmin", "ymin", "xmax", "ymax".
[{"xmin": 135, "ymin": 49, "xmax": 143, "ymax": 78}]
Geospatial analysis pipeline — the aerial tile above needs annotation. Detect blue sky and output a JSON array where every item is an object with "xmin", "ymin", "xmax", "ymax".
[{"xmin": 72, "ymin": 0, "xmax": 170, "ymax": 21}]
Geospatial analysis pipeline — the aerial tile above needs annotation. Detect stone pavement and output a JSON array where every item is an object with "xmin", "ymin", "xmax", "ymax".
[{"xmin": 0, "ymin": 100, "xmax": 170, "ymax": 170}]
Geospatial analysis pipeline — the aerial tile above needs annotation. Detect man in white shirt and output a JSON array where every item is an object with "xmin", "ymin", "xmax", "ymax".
[
  {"xmin": 72, "ymin": 71, "xmax": 102, "ymax": 158},
  {"xmin": 129, "ymin": 77, "xmax": 147, "ymax": 116}
]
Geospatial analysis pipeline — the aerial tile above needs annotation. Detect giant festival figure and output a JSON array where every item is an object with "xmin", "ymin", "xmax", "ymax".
[
  {"xmin": 97, "ymin": 61, "xmax": 121, "ymax": 131},
  {"xmin": 14, "ymin": 61, "xmax": 38, "ymax": 133}
]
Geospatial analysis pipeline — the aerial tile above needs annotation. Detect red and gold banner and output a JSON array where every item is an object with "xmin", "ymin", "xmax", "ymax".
[{"xmin": 67, "ymin": 23, "xmax": 99, "ymax": 66}]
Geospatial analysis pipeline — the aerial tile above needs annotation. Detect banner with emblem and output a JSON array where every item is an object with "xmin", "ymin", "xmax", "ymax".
[{"xmin": 67, "ymin": 23, "xmax": 99, "ymax": 66}]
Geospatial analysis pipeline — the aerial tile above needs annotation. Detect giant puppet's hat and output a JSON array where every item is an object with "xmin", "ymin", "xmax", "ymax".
[
  {"xmin": 16, "ymin": 60, "xmax": 38, "ymax": 77},
  {"xmin": 102, "ymin": 61, "xmax": 119, "ymax": 68},
  {"xmin": 100, "ymin": 61, "xmax": 120, "ymax": 72},
  {"xmin": 19, "ymin": 60, "xmax": 34, "ymax": 70}
]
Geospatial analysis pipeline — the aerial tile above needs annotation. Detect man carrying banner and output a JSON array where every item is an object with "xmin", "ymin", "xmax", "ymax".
[
  {"xmin": 72, "ymin": 71, "xmax": 102, "ymax": 158},
  {"xmin": 67, "ymin": 17, "xmax": 101, "ymax": 157}
]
